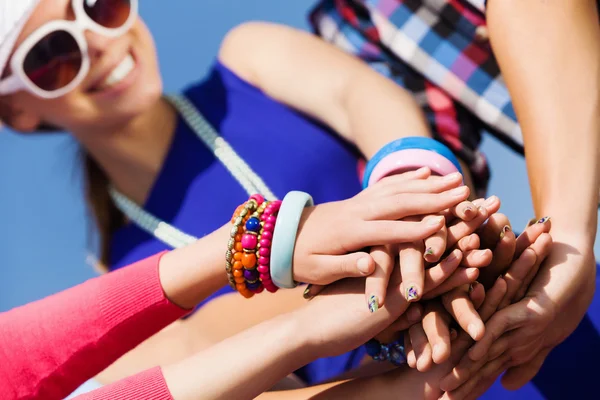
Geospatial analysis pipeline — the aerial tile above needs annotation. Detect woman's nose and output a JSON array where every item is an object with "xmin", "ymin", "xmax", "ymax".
[{"xmin": 84, "ymin": 30, "xmax": 114, "ymax": 59}]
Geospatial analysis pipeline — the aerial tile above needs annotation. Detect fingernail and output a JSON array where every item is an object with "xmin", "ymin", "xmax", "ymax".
[
  {"xmin": 464, "ymin": 205, "xmax": 474, "ymax": 214},
  {"xmin": 405, "ymin": 284, "xmax": 418, "ymax": 302},
  {"xmin": 525, "ymin": 217, "xmax": 538, "ymax": 228},
  {"xmin": 499, "ymin": 225, "xmax": 511, "ymax": 239},
  {"xmin": 424, "ymin": 247, "xmax": 434, "ymax": 258},
  {"xmin": 483, "ymin": 196, "xmax": 498, "ymax": 207},
  {"xmin": 467, "ymin": 323, "xmax": 479, "ymax": 339},
  {"xmin": 450, "ymin": 328, "xmax": 458, "ymax": 340},
  {"xmin": 443, "ymin": 172, "xmax": 461, "ymax": 181},
  {"xmin": 427, "ymin": 215, "xmax": 444, "ymax": 226},
  {"xmin": 357, "ymin": 257, "xmax": 371, "ymax": 274},
  {"xmin": 449, "ymin": 186, "xmax": 467, "ymax": 197},
  {"xmin": 537, "ymin": 216, "xmax": 551, "ymax": 224},
  {"xmin": 433, "ymin": 344, "xmax": 444, "ymax": 360},
  {"xmin": 303, "ymin": 285, "xmax": 313, "ymax": 299},
  {"xmin": 445, "ymin": 250, "xmax": 458, "ymax": 263},
  {"xmin": 368, "ymin": 294, "xmax": 379, "ymax": 313},
  {"xmin": 408, "ymin": 306, "xmax": 422, "ymax": 321}
]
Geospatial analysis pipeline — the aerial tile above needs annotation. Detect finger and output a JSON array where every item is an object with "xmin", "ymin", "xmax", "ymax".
[
  {"xmin": 404, "ymin": 331, "xmax": 416, "ymax": 369},
  {"xmin": 424, "ymin": 223, "xmax": 447, "ymax": 263},
  {"xmin": 368, "ymin": 186, "xmax": 470, "ymax": 221},
  {"xmin": 514, "ymin": 233, "xmax": 553, "ymax": 301},
  {"xmin": 399, "ymin": 242, "xmax": 425, "ymax": 303},
  {"xmin": 501, "ymin": 347, "xmax": 551, "ymax": 390},
  {"xmin": 461, "ymin": 249, "xmax": 493, "ymax": 268},
  {"xmin": 467, "ymin": 365, "xmax": 506, "ymax": 400},
  {"xmin": 365, "ymin": 245, "xmax": 394, "ymax": 312},
  {"xmin": 478, "ymin": 213, "xmax": 512, "ymax": 250},
  {"xmin": 302, "ymin": 284, "xmax": 324, "ymax": 300},
  {"xmin": 499, "ymin": 249, "xmax": 537, "ymax": 309},
  {"xmin": 360, "ymin": 216, "xmax": 445, "ymax": 247},
  {"xmin": 387, "ymin": 303, "xmax": 424, "ymax": 332},
  {"xmin": 439, "ymin": 278, "xmax": 509, "ymax": 391},
  {"xmin": 468, "ymin": 300, "xmax": 528, "ymax": 361},
  {"xmin": 422, "ymin": 249, "xmax": 463, "ymax": 295},
  {"xmin": 448, "ymin": 353, "xmax": 511, "ymax": 400},
  {"xmin": 449, "ymin": 200, "xmax": 479, "ymax": 222},
  {"xmin": 472, "ymin": 196, "xmax": 501, "ymax": 215},
  {"xmin": 423, "ymin": 267, "xmax": 479, "ymax": 300},
  {"xmin": 422, "ymin": 303, "xmax": 452, "ymax": 364},
  {"xmin": 469, "ymin": 281, "xmax": 485, "ymax": 310},
  {"xmin": 514, "ymin": 216, "xmax": 551, "ymax": 258},
  {"xmin": 446, "ymin": 206, "xmax": 492, "ymax": 248},
  {"xmin": 306, "ymin": 251, "xmax": 375, "ymax": 285},
  {"xmin": 373, "ymin": 169, "xmax": 462, "ymax": 196},
  {"xmin": 442, "ymin": 288, "xmax": 484, "ymax": 341},
  {"xmin": 478, "ymin": 229, "xmax": 517, "ymax": 289},
  {"xmin": 456, "ymin": 234, "xmax": 480, "ymax": 253},
  {"xmin": 408, "ymin": 322, "xmax": 434, "ymax": 372}
]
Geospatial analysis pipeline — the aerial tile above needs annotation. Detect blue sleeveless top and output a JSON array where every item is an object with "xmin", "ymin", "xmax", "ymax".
[{"xmin": 109, "ymin": 61, "xmax": 366, "ymax": 384}]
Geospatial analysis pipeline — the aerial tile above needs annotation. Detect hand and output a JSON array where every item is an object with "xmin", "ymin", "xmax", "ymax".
[
  {"xmin": 365, "ymin": 193, "xmax": 499, "ymax": 312},
  {"xmin": 296, "ymin": 247, "xmax": 469, "ymax": 360},
  {"xmin": 439, "ymin": 220, "xmax": 557, "ymax": 397},
  {"xmin": 293, "ymin": 168, "xmax": 469, "ymax": 286}
]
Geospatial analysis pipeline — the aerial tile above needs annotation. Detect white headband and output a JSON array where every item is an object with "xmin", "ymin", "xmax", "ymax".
[{"xmin": 0, "ymin": 1, "xmax": 41, "ymax": 78}]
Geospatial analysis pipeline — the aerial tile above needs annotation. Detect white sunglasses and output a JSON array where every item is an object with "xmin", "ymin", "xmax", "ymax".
[{"xmin": 0, "ymin": 0, "xmax": 138, "ymax": 99}]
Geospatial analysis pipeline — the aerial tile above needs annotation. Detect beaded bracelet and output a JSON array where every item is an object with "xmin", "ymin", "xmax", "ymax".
[
  {"xmin": 226, "ymin": 194, "xmax": 264, "ymax": 298},
  {"xmin": 257, "ymin": 200, "xmax": 282, "ymax": 293},
  {"xmin": 365, "ymin": 338, "xmax": 406, "ymax": 367},
  {"xmin": 227, "ymin": 195, "xmax": 282, "ymax": 297}
]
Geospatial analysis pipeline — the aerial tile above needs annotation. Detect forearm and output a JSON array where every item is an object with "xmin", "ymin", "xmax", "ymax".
[
  {"xmin": 488, "ymin": 0, "xmax": 600, "ymax": 242},
  {"xmin": 163, "ymin": 313, "xmax": 311, "ymax": 400},
  {"xmin": 159, "ymin": 223, "xmax": 230, "ymax": 309}
]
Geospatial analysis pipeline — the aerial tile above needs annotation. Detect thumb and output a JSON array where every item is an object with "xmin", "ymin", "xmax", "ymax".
[{"xmin": 302, "ymin": 252, "xmax": 375, "ymax": 284}]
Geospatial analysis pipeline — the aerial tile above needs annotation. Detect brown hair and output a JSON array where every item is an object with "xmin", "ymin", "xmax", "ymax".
[{"xmin": 83, "ymin": 152, "xmax": 124, "ymax": 272}]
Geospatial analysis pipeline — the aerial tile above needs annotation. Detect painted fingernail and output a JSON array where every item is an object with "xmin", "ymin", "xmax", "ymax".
[
  {"xmin": 468, "ymin": 323, "xmax": 479, "ymax": 339},
  {"xmin": 368, "ymin": 294, "xmax": 379, "ymax": 313},
  {"xmin": 537, "ymin": 216, "xmax": 551, "ymax": 224},
  {"xmin": 424, "ymin": 247, "xmax": 434, "ymax": 258},
  {"xmin": 405, "ymin": 285, "xmax": 418, "ymax": 302},
  {"xmin": 526, "ymin": 217, "xmax": 538, "ymax": 228},
  {"xmin": 303, "ymin": 285, "xmax": 313, "ymax": 299},
  {"xmin": 464, "ymin": 205, "xmax": 474, "ymax": 214},
  {"xmin": 499, "ymin": 225, "xmax": 511, "ymax": 239},
  {"xmin": 427, "ymin": 215, "xmax": 444, "ymax": 226},
  {"xmin": 357, "ymin": 257, "xmax": 371, "ymax": 274}
]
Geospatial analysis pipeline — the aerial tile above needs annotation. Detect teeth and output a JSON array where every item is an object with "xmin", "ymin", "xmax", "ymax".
[{"xmin": 102, "ymin": 53, "xmax": 135, "ymax": 87}]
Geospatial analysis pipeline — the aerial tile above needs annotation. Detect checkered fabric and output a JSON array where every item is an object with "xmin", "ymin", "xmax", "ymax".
[{"xmin": 310, "ymin": 0, "xmax": 525, "ymax": 196}]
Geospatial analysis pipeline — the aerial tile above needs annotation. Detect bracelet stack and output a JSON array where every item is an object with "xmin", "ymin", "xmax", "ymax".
[
  {"xmin": 362, "ymin": 137, "xmax": 462, "ymax": 188},
  {"xmin": 226, "ymin": 191, "xmax": 313, "ymax": 298},
  {"xmin": 226, "ymin": 194, "xmax": 282, "ymax": 298}
]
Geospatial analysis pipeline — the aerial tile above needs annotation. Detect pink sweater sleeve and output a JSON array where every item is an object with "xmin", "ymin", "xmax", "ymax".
[{"xmin": 0, "ymin": 252, "xmax": 188, "ymax": 400}]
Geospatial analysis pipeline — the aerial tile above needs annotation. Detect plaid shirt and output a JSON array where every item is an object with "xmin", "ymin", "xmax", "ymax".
[{"xmin": 310, "ymin": 0, "xmax": 524, "ymax": 195}]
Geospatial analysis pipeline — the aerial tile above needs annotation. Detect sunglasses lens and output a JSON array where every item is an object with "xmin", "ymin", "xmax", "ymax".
[
  {"xmin": 84, "ymin": 0, "xmax": 132, "ymax": 29},
  {"xmin": 23, "ymin": 30, "xmax": 82, "ymax": 92}
]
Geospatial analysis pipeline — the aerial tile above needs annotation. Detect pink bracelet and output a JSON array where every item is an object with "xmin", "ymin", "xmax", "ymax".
[
  {"xmin": 257, "ymin": 200, "xmax": 282, "ymax": 293},
  {"xmin": 367, "ymin": 149, "xmax": 460, "ymax": 187}
]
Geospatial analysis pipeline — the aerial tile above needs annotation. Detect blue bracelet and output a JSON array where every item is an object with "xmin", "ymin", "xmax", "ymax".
[
  {"xmin": 270, "ymin": 191, "xmax": 314, "ymax": 289},
  {"xmin": 362, "ymin": 137, "xmax": 462, "ymax": 189},
  {"xmin": 365, "ymin": 338, "xmax": 406, "ymax": 367}
]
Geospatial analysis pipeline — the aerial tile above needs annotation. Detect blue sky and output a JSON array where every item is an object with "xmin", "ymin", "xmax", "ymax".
[{"xmin": 0, "ymin": 0, "xmax": 596, "ymax": 311}]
